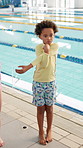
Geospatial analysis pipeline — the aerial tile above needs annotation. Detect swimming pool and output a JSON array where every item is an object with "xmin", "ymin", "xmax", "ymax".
[{"xmin": 0, "ymin": 8, "xmax": 83, "ymax": 114}]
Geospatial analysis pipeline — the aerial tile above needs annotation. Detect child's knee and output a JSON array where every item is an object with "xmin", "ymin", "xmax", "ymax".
[
  {"xmin": 37, "ymin": 105, "xmax": 45, "ymax": 114},
  {"xmin": 46, "ymin": 105, "xmax": 53, "ymax": 113}
]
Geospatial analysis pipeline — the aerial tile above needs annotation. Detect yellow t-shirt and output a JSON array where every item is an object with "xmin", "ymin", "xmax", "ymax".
[{"xmin": 31, "ymin": 43, "xmax": 58, "ymax": 82}]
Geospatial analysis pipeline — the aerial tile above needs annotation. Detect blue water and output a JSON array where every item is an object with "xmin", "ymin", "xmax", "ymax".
[{"xmin": 0, "ymin": 30, "xmax": 83, "ymax": 58}]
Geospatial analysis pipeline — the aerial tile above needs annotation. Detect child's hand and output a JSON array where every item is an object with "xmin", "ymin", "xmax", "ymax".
[
  {"xmin": 43, "ymin": 44, "xmax": 50, "ymax": 54},
  {"xmin": 15, "ymin": 64, "xmax": 33, "ymax": 74},
  {"xmin": 15, "ymin": 65, "xmax": 28, "ymax": 74}
]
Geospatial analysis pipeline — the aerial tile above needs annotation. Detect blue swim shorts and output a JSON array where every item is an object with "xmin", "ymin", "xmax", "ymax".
[{"xmin": 32, "ymin": 81, "xmax": 56, "ymax": 106}]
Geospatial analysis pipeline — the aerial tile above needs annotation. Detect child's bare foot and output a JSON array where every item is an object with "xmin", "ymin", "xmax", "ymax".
[
  {"xmin": 46, "ymin": 130, "xmax": 52, "ymax": 143},
  {"xmin": 39, "ymin": 132, "xmax": 46, "ymax": 145},
  {"xmin": 0, "ymin": 138, "xmax": 4, "ymax": 147}
]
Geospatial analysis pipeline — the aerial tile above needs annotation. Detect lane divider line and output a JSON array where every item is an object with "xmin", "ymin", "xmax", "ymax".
[
  {"xmin": 0, "ymin": 41, "xmax": 83, "ymax": 65},
  {"xmin": 0, "ymin": 28, "xmax": 83, "ymax": 42},
  {"xmin": 0, "ymin": 20, "xmax": 83, "ymax": 31},
  {"xmin": 0, "ymin": 15, "xmax": 83, "ymax": 24}
]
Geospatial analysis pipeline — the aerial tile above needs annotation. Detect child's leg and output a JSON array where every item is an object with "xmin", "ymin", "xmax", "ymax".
[
  {"xmin": 37, "ymin": 105, "xmax": 46, "ymax": 145},
  {"xmin": 45, "ymin": 105, "xmax": 53, "ymax": 142}
]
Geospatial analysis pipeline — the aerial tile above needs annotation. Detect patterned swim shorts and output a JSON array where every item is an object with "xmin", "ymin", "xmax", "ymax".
[{"xmin": 32, "ymin": 81, "xmax": 56, "ymax": 106}]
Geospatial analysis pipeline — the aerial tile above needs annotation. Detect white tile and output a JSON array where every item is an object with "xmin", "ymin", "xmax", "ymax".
[
  {"xmin": 53, "ymin": 132, "xmax": 63, "ymax": 141},
  {"xmin": 66, "ymin": 134, "xmax": 83, "ymax": 145},
  {"xmin": 53, "ymin": 126, "xmax": 69, "ymax": 136},
  {"xmin": 7, "ymin": 111, "xmax": 21, "ymax": 119},
  {"xmin": 60, "ymin": 138, "xmax": 80, "ymax": 148},
  {"xmin": 19, "ymin": 117, "xmax": 35, "ymax": 125}
]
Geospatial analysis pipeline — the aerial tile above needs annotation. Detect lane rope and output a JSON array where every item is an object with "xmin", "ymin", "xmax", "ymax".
[
  {"xmin": 0, "ymin": 20, "xmax": 83, "ymax": 31},
  {"xmin": 0, "ymin": 15, "xmax": 83, "ymax": 24},
  {"xmin": 0, "ymin": 41, "xmax": 83, "ymax": 65},
  {"xmin": 0, "ymin": 28, "xmax": 83, "ymax": 42}
]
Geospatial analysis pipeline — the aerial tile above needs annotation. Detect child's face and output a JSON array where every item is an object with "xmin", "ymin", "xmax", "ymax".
[{"xmin": 39, "ymin": 28, "xmax": 55, "ymax": 45}]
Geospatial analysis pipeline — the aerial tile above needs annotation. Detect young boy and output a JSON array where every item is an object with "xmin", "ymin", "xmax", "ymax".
[{"xmin": 15, "ymin": 20, "xmax": 58, "ymax": 145}]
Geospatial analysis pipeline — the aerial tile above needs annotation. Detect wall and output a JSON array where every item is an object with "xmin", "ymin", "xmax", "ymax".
[
  {"xmin": 45, "ymin": 0, "xmax": 55, "ymax": 8},
  {"xmin": 75, "ymin": 0, "xmax": 83, "ymax": 8},
  {"xmin": 44, "ymin": 0, "xmax": 83, "ymax": 9}
]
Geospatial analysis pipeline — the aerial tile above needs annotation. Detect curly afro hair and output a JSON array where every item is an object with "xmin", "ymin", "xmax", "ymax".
[{"xmin": 35, "ymin": 20, "xmax": 58, "ymax": 36}]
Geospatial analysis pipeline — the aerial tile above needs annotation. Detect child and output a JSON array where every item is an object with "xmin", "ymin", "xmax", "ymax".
[
  {"xmin": 0, "ymin": 71, "xmax": 4, "ymax": 147},
  {"xmin": 15, "ymin": 20, "xmax": 58, "ymax": 145}
]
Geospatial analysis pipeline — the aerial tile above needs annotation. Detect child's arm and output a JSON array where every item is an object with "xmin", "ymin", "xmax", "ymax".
[
  {"xmin": 15, "ymin": 64, "xmax": 33, "ymax": 74},
  {"xmin": 16, "ymin": 44, "xmax": 51, "ymax": 74},
  {"xmin": 16, "ymin": 43, "xmax": 58, "ymax": 74},
  {"xmin": 15, "ymin": 52, "xmax": 49, "ymax": 74},
  {"xmin": 43, "ymin": 44, "xmax": 50, "ymax": 54},
  {"xmin": 50, "ymin": 43, "xmax": 58, "ymax": 56},
  {"xmin": 31, "ymin": 44, "xmax": 50, "ymax": 68},
  {"xmin": 31, "ymin": 52, "xmax": 49, "ymax": 68}
]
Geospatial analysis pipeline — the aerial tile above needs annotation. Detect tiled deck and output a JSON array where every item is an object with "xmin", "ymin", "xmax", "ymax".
[{"xmin": 0, "ymin": 84, "xmax": 83, "ymax": 148}]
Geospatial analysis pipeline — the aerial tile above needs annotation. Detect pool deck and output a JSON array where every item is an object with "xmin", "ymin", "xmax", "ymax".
[{"xmin": 1, "ymin": 84, "xmax": 83, "ymax": 148}]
